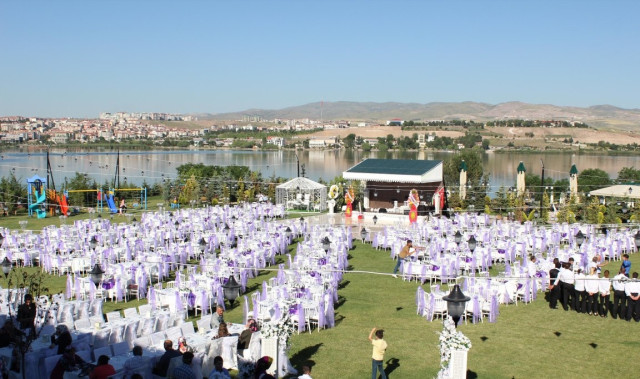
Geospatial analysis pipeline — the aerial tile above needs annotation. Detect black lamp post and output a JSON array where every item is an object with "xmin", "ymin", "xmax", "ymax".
[
  {"xmin": 285, "ymin": 226, "xmax": 292, "ymax": 240},
  {"xmin": 454, "ymin": 231, "xmax": 462, "ymax": 246},
  {"xmin": 89, "ymin": 264, "xmax": 105, "ymax": 287},
  {"xmin": 575, "ymin": 230, "xmax": 585, "ymax": 248},
  {"xmin": 222, "ymin": 276, "xmax": 241, "ymax": 307},
  {"xmin": 2, "ymin": 257, "xmax": 11, "ymax": 279},
  {"xmin": 361, "ymin": 227, "xmax": 368, "ymax": 243},
  {"xmin": 468, "ymin": 236, "xmax": 477, "ymax": 253},
  {"xmin": 635, "ymin": 230, "xmax": 640, "ymax": 250},
  {"xmin": 442, "ymin": 284, "xmax": 470, "ymax": 327},
  {"xmin": 373, "ymin": 215, "xmax": 378, "ymax": 225},
  {"xmin": 601, "ymin": 225, "xmax": 607, "ymax": 235},
  {"xmin": 322, "ymin": 236, "xmax": 331, "ymax": 252}
]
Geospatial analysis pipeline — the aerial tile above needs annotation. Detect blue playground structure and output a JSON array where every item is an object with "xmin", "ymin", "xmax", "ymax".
[{"xmin": 27, "ymin": 174, "xmax": 47, "ymax": 218}]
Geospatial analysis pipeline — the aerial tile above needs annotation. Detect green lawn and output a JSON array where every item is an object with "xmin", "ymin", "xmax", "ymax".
[{"xmin": 5, "ymin": 231, "xmax": 640, "ymax": 378}]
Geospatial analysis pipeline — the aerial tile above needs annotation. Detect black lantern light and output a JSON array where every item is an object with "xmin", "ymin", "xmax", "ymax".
[
  {"xmin": 285, "ymin": 226, "xmax": 292, "ymax": 239},
  {"xmin": 373, "ymin": 215, "xmax": 378, "ymax": 225},
  {"xmin": 361, "ymin": 227, "xmax": 368, "ymax": 242},
  {"xmin": 442, "ymin": 284, "xmax": 470, "ymax": 327},
  {"xmin": 575, "ymin": 230, "xmax": 585, "ymax": 247},
  {"xmin": 299, "ymin": 216, "xmax": 304, "ymax": 225},
  {"xmin": 454, "ymin": 231, "xmax": 462, "ymax": 245},
  {"xmin": 89, "ymin": 236, "xmax": 98, "ymax": 250},
  {"xmin": 174, "ymin": 220, "xmax": 180, "ymax": 227},
  {"xmin": 634, "ymin": 230, "xmax": 640, "ymax": 250},
  {"xmin": 468, "ymin": 236, "xmax": 477, "ymax": 253},
  {"xmin": 601, "ymin": 225, "xmax": 608, "ymax": 235},
  {"xmin": 322, "ymin": 236, "xmax": 331, "ymax": 252},
  {"xmin": 224, "ymin": 224, "xmax": 230, "ymax": 232},
  {"xmin": 534, "ymin": 210, "xmax": 540, "ymax": 219},
  {"xmin": 622, "ymin": 203, "xmax": 629, "ymax": 214},
  {"xmin": 222, "ymin": 276, "xmax": 242, "ymax": 307},
  {"xmin": 2, "ymin": 257, "xmax": 11, "ymax": 279},
  {"xmin": 89, "ymin": 264, "xmax": 105, "ymax": 287},
  {"xmin": 198, "ymin": 237, "xmax": 207, "ymax": 252}
]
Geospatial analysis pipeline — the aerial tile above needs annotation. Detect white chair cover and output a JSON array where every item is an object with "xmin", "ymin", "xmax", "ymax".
[
  {"xmin": 93, "ymin": 328, "xmax": 111, "ymax": 348},
  {"xmin": 112, "ymin": 341, "xmax": 130, "ymax": 356}
]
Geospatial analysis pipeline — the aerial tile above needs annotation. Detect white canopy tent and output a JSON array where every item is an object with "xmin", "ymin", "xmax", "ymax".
[
  {"xmin": 276, "ymin": 177, "xmax": 328, "ymax": 211},
  {"xmin": 589, "ymin": 185, "xmax": 640, "ymax": 206}
]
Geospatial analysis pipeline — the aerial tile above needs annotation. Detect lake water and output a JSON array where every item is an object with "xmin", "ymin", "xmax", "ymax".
[{"xmin": 2, "ymin": 148, "xmax": 638, "ymax": 195}]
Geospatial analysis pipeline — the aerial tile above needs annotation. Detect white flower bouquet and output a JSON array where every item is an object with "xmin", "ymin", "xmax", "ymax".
[
  {"xmin": 261, "ymin": 312, "xmax": 296, "ymax": 348},
  {"xmin": 436, "ymin": 316, "xmax": 472, "ymax": 379}
]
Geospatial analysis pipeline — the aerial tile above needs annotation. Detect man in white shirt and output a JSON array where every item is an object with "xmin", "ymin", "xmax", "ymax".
[
  {"xmin": 574, "ymin": 269, "xmax": 586, "ymax": 314},
  {"xmin": 598, "ymin": 270, "xmax": 611, "ymax": 317},
  {"xmin": 584, "ymin": 268, "xmax": 600, "ymax": 316},
  {"xmin": 554, "ymin": 263, "xmax": 575, "ymax": 311},
  {"xmin": 612, "ymin": 268, "xmax": 628, "ymax": 319},
  {"xmin": 624, "ymin": 272, "xmax": 640, "ymax": 322}
]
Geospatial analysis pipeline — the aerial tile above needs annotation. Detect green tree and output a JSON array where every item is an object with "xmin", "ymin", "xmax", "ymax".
[
  {"xmin": 343, "ymin": 133, "xmax": 356, "ymax": 149},
  {"xmin": 578, "ymin": 168, "xmax": 611, "ymax": 194},
  {"xmin": 617, "ymin": 167, "xmax": 640, "ymax": 183},
  {"xmin": 443, "ymin": 149, "xmax": 484, "ymax": 188},
  {"xmin": 0, "ymin": 172, "xmax": 26, "ymax": 214}
]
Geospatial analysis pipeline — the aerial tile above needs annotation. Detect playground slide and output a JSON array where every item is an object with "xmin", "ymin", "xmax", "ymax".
[
  {"xmin": 59, "ymin": 195, "xmax": 69, "ymax": 215},
  {"xmin": 106, "ymin": 194, "xmax": 118, "ymax": 213},
  {"xmin": 29, "ymin": 191, "xmax": 46, "ymax": 210}
]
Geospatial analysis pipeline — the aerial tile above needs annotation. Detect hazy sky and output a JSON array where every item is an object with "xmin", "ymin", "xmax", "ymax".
[{"xmin": 1, "ymin": 0, "xmax": 638, "ymax": 118}]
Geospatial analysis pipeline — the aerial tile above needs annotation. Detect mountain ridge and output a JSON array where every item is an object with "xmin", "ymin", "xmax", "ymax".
[{"xmin": 193, "ymin": 101, "xmax": 640, "ymax": 130}]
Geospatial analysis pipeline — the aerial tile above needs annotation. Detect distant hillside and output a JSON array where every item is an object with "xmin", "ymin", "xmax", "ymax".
[{"xmin": 195, "ymin": 101, "xmax": 640, "ymax": 131}]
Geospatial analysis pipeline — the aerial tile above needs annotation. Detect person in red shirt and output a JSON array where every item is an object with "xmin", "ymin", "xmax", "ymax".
[{"xmin": 90, "ymin": 355, "xmax": 116, "ymax": 379}]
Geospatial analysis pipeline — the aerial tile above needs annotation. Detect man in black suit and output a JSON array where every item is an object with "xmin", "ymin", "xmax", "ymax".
[{"xmin": 547, "ymin": 259, "xmax": 561, "ymax": 309}]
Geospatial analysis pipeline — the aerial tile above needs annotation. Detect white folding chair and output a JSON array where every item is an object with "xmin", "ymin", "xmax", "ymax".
[
  {"xmin": 93, "ymin": 346, "xmax": 112, "ymax": 360},
  {"xmin": 180, "ymin": 322, "xmax": 195, "ymax": 336},
  {"xmin": 43, "ymin": 354, "xmax": 62, "ymax": 378},
  {"xmin": 165, "ymin": 326, "xmax": 182, "ymax": 342},
  {"xmin": 133, "ymin": 335, "xmax": 151, "ymax": 348},
  {"xmin": 106, "ymin": 311, "xmax": 122, "ymax": 323},
  {"xmin": 123, "ymin": 307, "xmax": 138, "ymax": 319},
  {"xmin": 123, "ymin": 321, "xmax": 139, "ymax": 349},
  {"xmin": 93, "ymin": 328, "xmax": 111, "ymax": 349},
  {"xmin": 150, "ymin": 331, "xmax": 166, "ymax": 348},
  {"xmin": 137, "ymin": 304, "xmax": 151, "ymax": 318},
  {"xmin": 195, "ymin": 318, "xmax": 211, "ymax": 333},
  {"xmin": 74, "ymin": 318, "xmax": 91, "ymax": 330},
  {"xmin": 109, "ymin": 323, "xmax": 125, "ymax": 344},
  {"xmin": 76, "ymin": 350, "xmax": 91, "ymax": 363}
]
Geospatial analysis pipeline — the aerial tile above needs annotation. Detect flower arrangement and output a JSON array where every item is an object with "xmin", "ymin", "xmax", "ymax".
[
  {"xmin": 328, "ymin": 185, "xmax": 340, "ymax": 200},
  {"xmin": 436, "ymin": 316, "xmax": 472, "ymax": 379},
  {"xmin": 408, "ymin": 189, "xmax": 420, "ymax": 207},
  {"xmin": 261, "ymin": 312, "xmax": 296, "ymax": 348},
  {"xmin": 344, "ymin": 187, "xmax": 354, "ymax": 204}
]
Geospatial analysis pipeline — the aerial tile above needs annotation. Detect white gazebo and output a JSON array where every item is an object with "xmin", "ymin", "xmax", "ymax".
[{"xmin": 276, "ymin": 177, "xmax": 328, "ymax": 211}]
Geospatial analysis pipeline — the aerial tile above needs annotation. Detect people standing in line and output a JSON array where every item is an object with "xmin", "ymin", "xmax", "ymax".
[
  {"xmin": 624, "ymin": 272, "xmax": 640, "ymax": 322},
  {"xmin": 621, "ymin": 254, "xmax": 631, "ymax": 277},
  {"xmin": 547, "ymin": 259, "xmax": 561, "ymax": 309},
  {"xmin": 611, "ymin": 268, "xmax": 628, "ymax": 319},
  {"xmin": 555, "ymin": 262, "xmax": 575, "ymax": 311},
  {"xmin": 368, "ymin": 328, "xmax": 387, "ymax": 379},
  {"xmin": 598, "ymin": 270, "xmax": 611, "ymax": 317},
  {"xmin": 574, "ymin": 269, "xmax": 586, "ymax": 313},
  {"xmin": 392, "ymin": 240, "xmax": 415, "ymax": 278},
  {"xmin": 584, "ymin": 267, "xmax": 599, "ymax": 316}
]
